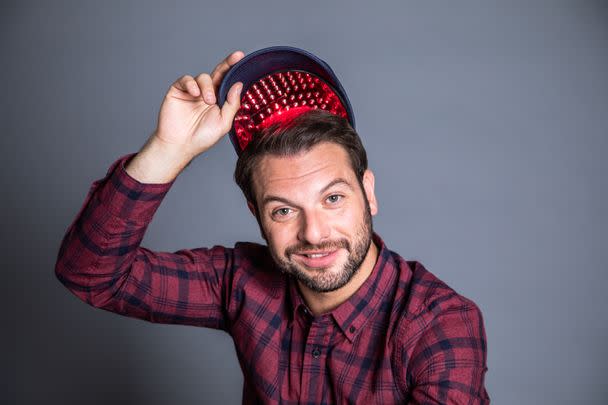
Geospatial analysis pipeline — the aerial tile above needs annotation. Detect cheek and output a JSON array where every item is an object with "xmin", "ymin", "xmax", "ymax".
[
  {"xmin": 263, "ymin": 222, "xmax": 294, "ymax": 251},
  {"xmin": 333, "ymin": 205, "xmax": 365, "ymax": 229}
]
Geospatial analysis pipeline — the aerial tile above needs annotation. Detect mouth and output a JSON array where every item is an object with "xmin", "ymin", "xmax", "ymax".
[{"xmin": 293, "ymin": 249, "xmax": 340, "ymax": 269}]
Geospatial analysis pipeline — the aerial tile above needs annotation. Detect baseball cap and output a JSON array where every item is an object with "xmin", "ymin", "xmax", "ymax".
[{"xmin": 218, "ymin": 46, "xmax": 356, "ymax": 155}]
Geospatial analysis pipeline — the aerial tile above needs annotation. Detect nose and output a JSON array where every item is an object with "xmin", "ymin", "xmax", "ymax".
[{"xmin": 298, "ymin": 209, "xmax": 330, "ymax": 245}]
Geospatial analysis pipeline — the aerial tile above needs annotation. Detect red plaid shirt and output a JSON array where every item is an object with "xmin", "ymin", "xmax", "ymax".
[{"xmin": 56, "ymin": 153, "xmax": 490, "ymax": 404}]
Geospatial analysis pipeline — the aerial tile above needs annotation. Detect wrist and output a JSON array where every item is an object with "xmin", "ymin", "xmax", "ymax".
[{"xmin": 125, "ymin": 134, "xmax": 193, "ymax": 184}]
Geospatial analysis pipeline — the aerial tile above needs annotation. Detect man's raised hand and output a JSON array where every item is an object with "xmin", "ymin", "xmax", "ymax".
[
  {"xmin": 154, "ymin": 50, "xmax": 245, "ymax": 156},
  {"xmin": 126, "ymin": 50, "xmax": 244, "ymax": 184}
]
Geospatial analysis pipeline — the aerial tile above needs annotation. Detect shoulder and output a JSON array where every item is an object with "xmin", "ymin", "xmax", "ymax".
[
  {"xmin": 373, "ymin": 235, "xmax": 482, "ymax": 323},
  {"xmin": 379, "ymin": 247, "xmax": 484, "ymax": 321},
  {"xmin": 387, "ymin": 251, "xmax": 485, "ymax": 349},
  {"xmin": 401, "ymin": 258, "xmax": 483, "ymax": 321}
]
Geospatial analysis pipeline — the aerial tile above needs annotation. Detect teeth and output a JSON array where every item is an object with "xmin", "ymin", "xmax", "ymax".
[{"xmin": 306, "ymin": 253, "xmax": 328, "ymax": 258}]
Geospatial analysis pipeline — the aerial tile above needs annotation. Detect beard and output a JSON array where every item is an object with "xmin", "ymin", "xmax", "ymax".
[{"xmin": 268, "ymin": 200, "xmax": 374, "ymax": 293}]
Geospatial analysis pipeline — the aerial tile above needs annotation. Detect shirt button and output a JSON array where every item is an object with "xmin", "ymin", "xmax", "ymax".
[
  {"xmin": 312, "ymin": 347, "xmax": 321, "ymax": 358},
  {"xmin": 349, "ymin": 326, "xmax": 356, "ymax": 333}
]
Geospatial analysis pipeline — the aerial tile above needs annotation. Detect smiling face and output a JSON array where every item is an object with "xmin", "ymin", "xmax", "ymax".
[{"xmin": 252, "ymin": 142, "xmax": 378, "ymax": 293}]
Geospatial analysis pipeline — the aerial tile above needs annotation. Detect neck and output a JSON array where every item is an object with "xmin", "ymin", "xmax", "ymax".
[{"xmin": 298, "ymin": 240, "xmax": 379, "ymax": 316}]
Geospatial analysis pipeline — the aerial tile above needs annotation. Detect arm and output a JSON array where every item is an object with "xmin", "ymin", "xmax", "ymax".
[
  {"xmin": 405, "ymin": 301, "xmax": 490, "ymax": 404},
  {"xmin": 55, "ymin": 153, "xmax": 233, "ymax": 328},
  {"xmin": 55, "ymin": 51, "xmax": 245, "ymax": 328}
]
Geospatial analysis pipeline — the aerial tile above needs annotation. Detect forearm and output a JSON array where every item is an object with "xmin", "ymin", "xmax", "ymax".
[{"xmin": 55, "ymin": 153, "xmax": 174, "ymax": 308}]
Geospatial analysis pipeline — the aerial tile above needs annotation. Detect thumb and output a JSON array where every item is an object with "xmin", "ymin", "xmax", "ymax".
[{"xmin": 220, "ymin": 82, "xmax": 243, "ymax": 130}]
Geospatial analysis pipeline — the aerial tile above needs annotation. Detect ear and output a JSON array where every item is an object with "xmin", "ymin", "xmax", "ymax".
[
  {"xmin": 247, "ymin": 200, "xmax": 268, "ymax": 242},
  {"xmin": 362, "ymin": 169, "xmax": 378, "ymax": 216},
  {"xmin": 247, "ymin": 200, "xmax": 257, "ymax": 217}
]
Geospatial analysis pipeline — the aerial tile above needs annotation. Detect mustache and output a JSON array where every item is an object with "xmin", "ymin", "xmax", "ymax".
[{"xmin": 285, "ymin": 239, "xmax": 350, "ymax": 257}]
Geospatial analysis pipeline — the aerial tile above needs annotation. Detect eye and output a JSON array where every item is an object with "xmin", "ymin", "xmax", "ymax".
[
  {"xmin": 272, "ymin": 207, "xmax": 293, "ymax": 219},
  {"xmin": 326, "ymin": 194, "xmax": 343, "ymax": 204}
]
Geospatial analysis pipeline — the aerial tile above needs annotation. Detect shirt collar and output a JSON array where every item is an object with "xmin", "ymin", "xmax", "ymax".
[{"xmin": 287, "ymin": 233, "xmax": 397, "ymax": 343}]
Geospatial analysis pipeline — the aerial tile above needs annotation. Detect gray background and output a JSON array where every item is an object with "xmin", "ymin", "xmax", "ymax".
[{"xmin": 4, "ymin": 0, "xmax": 607, "ymax": 404}]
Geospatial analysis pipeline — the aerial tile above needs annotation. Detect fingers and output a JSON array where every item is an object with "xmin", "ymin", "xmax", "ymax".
[
  {"xmin": 173, "ymin": 75, "xmax": 200, "ymax": 97},
  {"xmin": 195, "ymin": 73, "xmax": 215, "ymax": 104},
  {"xmin": 171, "ymin": 50, "xmax": 245, "ymax": 105},
  {"xmin": 211, "ymin": 50, "xmax": 245, "ymax": 89},
  {"xmin": 220, "ymin": 82, "xmax": 243, "ymax": 128}
]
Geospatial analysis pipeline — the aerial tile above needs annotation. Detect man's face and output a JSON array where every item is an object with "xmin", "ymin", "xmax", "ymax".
[{"xmin": 251, "ymin": 142, "xmax": 378, "ymax": 293}]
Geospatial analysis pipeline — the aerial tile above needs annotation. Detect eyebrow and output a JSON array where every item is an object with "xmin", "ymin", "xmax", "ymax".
[
  {"xmin": 320, "ymin": 178, "xmax": 354, "ymax": 194},
  {"xmin": 261, "ymin": 178, "xmax": 355, "ymax": 208}
]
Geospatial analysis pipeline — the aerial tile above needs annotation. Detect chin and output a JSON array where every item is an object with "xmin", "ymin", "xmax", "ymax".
[{"xmin": 288, "ymin": 258, "xmax": 359, "ymax": 293}]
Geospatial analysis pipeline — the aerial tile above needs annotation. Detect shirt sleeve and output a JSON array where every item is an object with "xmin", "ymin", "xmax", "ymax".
[
  {"xmin": 55, "ymin": 153, "xmax": 235, "ymax": 330},
  {"xmin": 400, "ymin": 297, "xmax": 490, "ymax": 404}
]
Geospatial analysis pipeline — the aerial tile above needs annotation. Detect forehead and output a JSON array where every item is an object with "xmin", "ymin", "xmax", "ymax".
[{"xmin": 254, "ymin": 142, "xmax": 355, "ymax": 199}]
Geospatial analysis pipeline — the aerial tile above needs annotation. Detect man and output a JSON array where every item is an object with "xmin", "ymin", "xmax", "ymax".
[{"xmin": 56, "ymin": 48, "xmax": 490, "ymax": 404}]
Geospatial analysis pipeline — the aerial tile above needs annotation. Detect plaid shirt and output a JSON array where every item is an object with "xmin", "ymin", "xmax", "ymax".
[{"xmin": 56, "ymin": 153, "xmax": 490, "ymax": 404}]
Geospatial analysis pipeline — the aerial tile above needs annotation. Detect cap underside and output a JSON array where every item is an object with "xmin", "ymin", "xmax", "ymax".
[{"xmin": 232, "ymin": 70, "xmax": 348, "ymax": 152}]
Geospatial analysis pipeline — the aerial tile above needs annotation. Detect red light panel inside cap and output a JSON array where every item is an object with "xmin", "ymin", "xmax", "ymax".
[{"xmin": 233, "ymin": 70, "xmax": 348, "ymax": 152}]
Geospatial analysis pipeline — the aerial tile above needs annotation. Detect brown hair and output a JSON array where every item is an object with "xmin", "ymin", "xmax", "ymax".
[{"xmin": 234, "ymin": 109, "xmax": 368, "ymax": 205}]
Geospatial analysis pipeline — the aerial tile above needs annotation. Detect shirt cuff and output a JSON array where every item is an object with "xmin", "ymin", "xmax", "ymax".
[{"xmin": 97, "ymin": 153, "xmax": 175, "ymax": 223}]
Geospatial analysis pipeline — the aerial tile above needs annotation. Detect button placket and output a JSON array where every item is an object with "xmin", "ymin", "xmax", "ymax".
[
  {"xmin": 300, "ymin": 318, "xmax": 330, "ymax": 400},
  {"xmin": 305, "ymin": 316, "xmax": 330, "ymax": 361}
]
